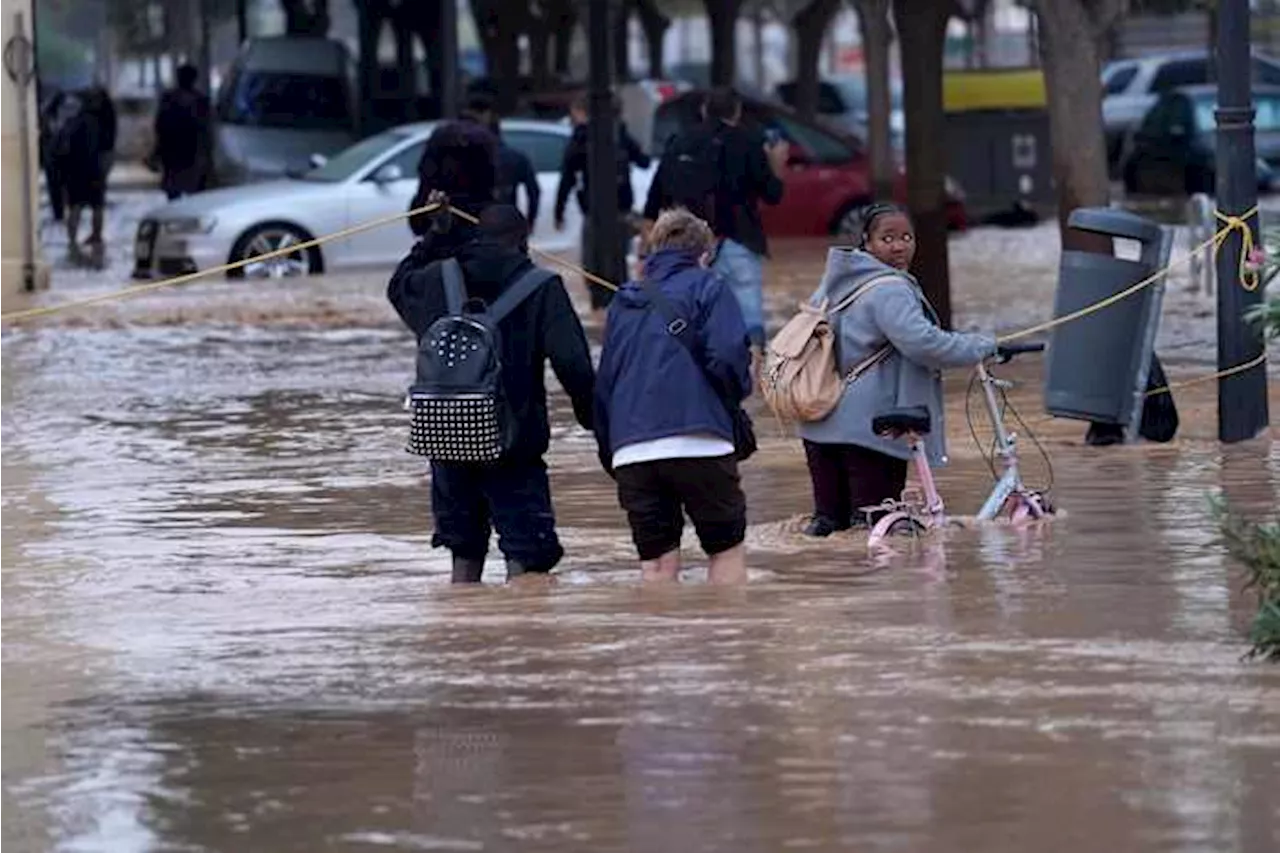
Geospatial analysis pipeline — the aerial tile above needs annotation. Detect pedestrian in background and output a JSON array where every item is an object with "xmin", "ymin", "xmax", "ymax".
[
  {"xmin": 644, "ymin": 87, "xmax": 788, "ymax": 357},
  {"xmin": 462, "ymin": 90, "xmax": 541, "ymax": 227},
  {"xmin": 153, "ymin": 64, "xmax": 213, "ymax": 201},
  {"xmin": 60, "ymin": 86, "xmax": 115, "ymax": 251},
  {"xmin": 554, "ymin": 93, "xmax": 650, "ymax": 311}
]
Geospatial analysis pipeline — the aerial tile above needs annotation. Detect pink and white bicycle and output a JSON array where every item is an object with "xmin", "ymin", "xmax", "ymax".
[{"xmin": 865, "ymin": 342, "xmax": 1054, "ymax": 548}]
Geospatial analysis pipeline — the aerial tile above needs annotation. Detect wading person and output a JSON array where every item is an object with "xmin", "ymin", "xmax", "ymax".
[
  {"xmin": 593, "ymin": 208, "xmax": 752, "ymax": 584},
  {"xmin": 554, "ymin": 93, "xmax": 650, "ymax": 311},
  {"xmin": 643, "ymin": 87, "xmax": 787, "ymax": 356},
  {"xmin": 396, "ymin": 205, "xmax": 596, "ymax": 583},
  {"xmin": 153, "ymin": 64, "xmax": 212, "ymax": 201},
  {"xmin": 798, "ymin": 203, "xmax": 997, "ymax": 537}
]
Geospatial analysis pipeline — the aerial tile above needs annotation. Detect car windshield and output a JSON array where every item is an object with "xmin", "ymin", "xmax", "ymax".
[
  {"xmin": 1194, "ymin": 94, "xmax": 1280, "ymax": 132},
  {"xmin": 218, "ymin": 71, "xmax": 353, "ymax": 131},
  {"xmin": 303, "ymin": 131, "xmax": 410, "ymax": 182}
]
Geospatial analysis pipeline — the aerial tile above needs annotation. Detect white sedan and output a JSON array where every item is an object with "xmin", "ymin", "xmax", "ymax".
[{"xmin": 132, "ymin": 119, "xmax": 656, "ymax": 280}]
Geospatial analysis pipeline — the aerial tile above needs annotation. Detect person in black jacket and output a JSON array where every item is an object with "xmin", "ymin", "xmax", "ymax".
[
  {"xmin": 644, "ymin": 88, "xmax": 787, "ymax": 351},
  {"xmin": 62, "ymin": 86, "xmax": 116, "ymax": 251},
  {"xmin": 554, "ymin": 93, "xmax": 650, "ymax": 311},
  {"xmin": 462, "ymin": 91, "xmax": 541, "ymax": 226},
  {"xmin": 394, "ymin": 205, "xmax": 596, "ymax": 584},
  {"xmin": 153, "ymin": 65, "xmax": 212, "ymax": 201}
]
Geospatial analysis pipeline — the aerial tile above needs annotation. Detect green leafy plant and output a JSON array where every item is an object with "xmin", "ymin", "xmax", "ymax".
[{"xmin": 1212, "ymin": 496, "xmax": 1280, "ymax": 662}]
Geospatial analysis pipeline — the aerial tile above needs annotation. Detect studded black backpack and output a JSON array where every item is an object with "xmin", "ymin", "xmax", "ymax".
[{"xmin": 406, "ymin": 258, "xmax": 554, "ymax": 463}]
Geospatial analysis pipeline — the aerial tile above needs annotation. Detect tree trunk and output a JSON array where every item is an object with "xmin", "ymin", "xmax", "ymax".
[
  {"xmin": 614, "ymin": 0, "xmax": 632, "ymax": 81},
  {"xmin": 854, "ymin": 0, "xmax": 895, "ymax": 201},
  {"xmin": 1031, "ymin": 0, "xmax": 1127, "ymax": 253},
  {"xmin": 705, "ymin": 0, "xmax": 743, "ymax": 87},
  {"xmin": 355, "ymin": 0, "xmax": 385, "ymax": 132},
  {"xmin": 471, "ymin": 0, "xmax": 522, "ymax": 111},
  {"xmin": 395, "ymin": 7, "xmax": 418, "ymax": 99},
  {"xmin": 527, "ymin": 4, "xmax": 553, "ymax": 88},
  {"xmin": 636, "ymin": 0, "xmax": 669, "ymax": 78},
  {"xmin": 551, "ymin": 0, "xmax": 578, "ymax": 77},
  {"xmin": 791, "ymin": 0, "xmax": 841, "ymax": 119},
  {"xmin": 892, "ymin": 0, "xmax": 952, "ymax": 328}
]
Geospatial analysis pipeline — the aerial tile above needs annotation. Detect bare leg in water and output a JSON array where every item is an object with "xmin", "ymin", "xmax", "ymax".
[
  {"xmin": 642, "ymin": 545, "xmax": 747, "ymax": 584},
  {"xmin": 707, "ymin": 544, "xmax": 747, "ymax": 585}
]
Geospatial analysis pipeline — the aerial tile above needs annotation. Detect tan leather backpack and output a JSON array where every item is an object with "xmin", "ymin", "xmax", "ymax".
[{"xmin": 760, "ymin": 273, "xmax": 895, "ymax": 423}]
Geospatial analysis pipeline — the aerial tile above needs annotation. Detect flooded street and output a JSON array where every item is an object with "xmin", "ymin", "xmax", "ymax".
[{"xmin": 4, "ymin": 222, "xmax": 1280, "ymax": 852}]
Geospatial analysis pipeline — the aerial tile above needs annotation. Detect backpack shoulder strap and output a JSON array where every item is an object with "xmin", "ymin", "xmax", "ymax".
[
  {"xmin": 439, "ymin": 258, "xmax": 466, "ymax": 316},
  {"xmin": 829, "ymin": 271, "xmax": 902, "ymax": 315},
  {"xmin": 486, "ymin": 265, "xmax": 556, "ymax": 323}
]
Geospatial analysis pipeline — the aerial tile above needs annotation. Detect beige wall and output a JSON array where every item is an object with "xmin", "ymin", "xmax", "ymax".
[{"xmin": 1, "ymin": 0, "xmax": 49, "ymax": 304}]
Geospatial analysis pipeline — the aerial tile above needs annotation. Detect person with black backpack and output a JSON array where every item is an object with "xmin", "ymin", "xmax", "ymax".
[
  {"xmin": 554, "ymin": 93, "xmax": 651, "ymax": 311},
  {"xmin": 400, "ymin": 205, "xmax": 596, "ymax": 584},
  {"xmin": 643, "ymin": 87, "xmax": 788, "ymax": 354}
]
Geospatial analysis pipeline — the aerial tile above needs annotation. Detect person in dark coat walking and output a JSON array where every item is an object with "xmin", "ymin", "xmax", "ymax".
[
  {"xmin": 61, "ymin": 86, "xmax": 115, "ymax": 249},
  {"xmin": 153, "ymin": 64, "xmax": 212, "ymax": 201},
  {"xmin": 394, "ymin": 205, "xmax": 596, "ymax": 583},
  {"xmin": 39, "ymin": 87, "xmax": 75, "ymax": 223},
  {"xmin": 554, "ymin": 93, "xmax": 650, "ymax": 311}
]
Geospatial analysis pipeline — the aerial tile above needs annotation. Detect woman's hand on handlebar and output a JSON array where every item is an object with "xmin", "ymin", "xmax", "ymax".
[{"xmin": 993, "ymin": 342, "xmax": 1047, "ymax": 364}]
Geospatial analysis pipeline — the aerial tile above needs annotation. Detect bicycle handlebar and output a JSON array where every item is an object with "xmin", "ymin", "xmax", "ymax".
[{"xmin": 993, "ymin": 342, "xmax": 1046, "ymax": 364}]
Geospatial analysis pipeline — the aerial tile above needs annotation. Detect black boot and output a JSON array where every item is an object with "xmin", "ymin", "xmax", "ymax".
[
  {"xmin": 803, "ymin": 515, "xmax": 845, "ymax": 538},
  {"xmin": 451, "ymin": 556, "xmax": 485, "ymax": 584}
]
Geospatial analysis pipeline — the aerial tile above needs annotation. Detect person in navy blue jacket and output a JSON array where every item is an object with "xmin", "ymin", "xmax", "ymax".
[{"xmin": 594, "ymin": 208, "xmax": 753, "ymax": 584}]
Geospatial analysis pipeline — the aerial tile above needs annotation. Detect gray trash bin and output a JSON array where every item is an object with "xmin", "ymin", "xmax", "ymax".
[{"xmin": 1043, "ymin": 208, "xmax": 1173, "ymax": 438}]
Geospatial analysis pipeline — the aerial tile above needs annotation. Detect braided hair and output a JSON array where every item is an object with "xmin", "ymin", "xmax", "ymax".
[{"xmin": 857, "ymin": 201, "xmax": 911, "ymax": 249}]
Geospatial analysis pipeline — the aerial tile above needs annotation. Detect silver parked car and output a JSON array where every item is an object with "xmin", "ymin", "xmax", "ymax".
[
  {"xmin": 133, "ymin": 119, "xmax": 658, "ymax": 280},
  {"xmin": 1102, "ymin": 50, "xmax": 1280, "ymax": 173}
]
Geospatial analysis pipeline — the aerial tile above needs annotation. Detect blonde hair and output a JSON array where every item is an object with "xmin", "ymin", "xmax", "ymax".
[{"xmin": 646, "ymin": 207, "xmax": 715, "ymax": 255}]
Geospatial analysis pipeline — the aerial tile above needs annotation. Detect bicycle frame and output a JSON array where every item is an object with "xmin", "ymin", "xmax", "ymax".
[
  {"xmin": 867, "ymin": 357, "xmax": 1050, "ymax": 548},
  {"xmin": 974, "ymin": 361, "xmax": 1046, "ymax": 523}
]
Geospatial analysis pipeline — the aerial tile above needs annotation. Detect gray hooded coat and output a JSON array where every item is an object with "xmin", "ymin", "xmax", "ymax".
[{"xmin": 797, "ymin": 248, "xmax": 996, "ymax": 465}]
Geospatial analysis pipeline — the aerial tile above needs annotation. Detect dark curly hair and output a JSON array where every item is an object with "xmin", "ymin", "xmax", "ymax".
[{"xmin": 419, "ymin": 120, "xmax": 498, "ymax": 211}]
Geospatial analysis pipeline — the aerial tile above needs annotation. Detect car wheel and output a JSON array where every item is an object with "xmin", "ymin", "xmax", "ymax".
[
  {"xmin": 833, "ymin": 200, "xmax": 873, "ymax": 238},
  {"xmin": 227, "ymin": 223, "xmax": 321, "ymax": 279}
]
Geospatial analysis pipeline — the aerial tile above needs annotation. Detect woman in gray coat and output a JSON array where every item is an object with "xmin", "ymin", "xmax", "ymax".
[{"xmin": 799, "ymin": 204, "xmax": 997, "ymax": 537}]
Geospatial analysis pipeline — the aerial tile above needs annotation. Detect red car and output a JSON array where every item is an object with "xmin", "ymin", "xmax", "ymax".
[{"xmin": 649, "ymin": 90, "xmax": 968, "ymax": 236}]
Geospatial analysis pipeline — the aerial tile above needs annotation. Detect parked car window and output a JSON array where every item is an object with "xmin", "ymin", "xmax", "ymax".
[
  {"xmin": 1253, "ymin": 58, "xmax": 1280, "ymax": 85},
  {"xmin": 305, "ymin": 131, "xmax": 408, "ymax": 182},
  {"xmin": 218, "ymin": 71, "xmax": 353, "ymax": 131},
  {"xmin": 1103, "ymin": 64, "xmax": 1138, "ymax": 96},
  {"xmin": 381, "ymin": 140, "xmax": 427, "ymax": 180},
  {"xmin": 1151, "ymin": 59, "xmax": 1208, "ymax": 93},
  {"xmin": 504, "ymin": 129, "xmax": 568, "ymax": 173},
  {"xmin": 1192, "ymin": 94, "xmax": 1280, "ymax": 133},
  {"xmin": 1192, "ymin": 97, "xmax": 1216, "ymax": 132},
  {"xmin": 1139, "ymin": 96, "xmax": 1175, "ymax": 136},
  {"xmin": 770, "ymin": 113, "xmax": 854, "ymax": 164}
]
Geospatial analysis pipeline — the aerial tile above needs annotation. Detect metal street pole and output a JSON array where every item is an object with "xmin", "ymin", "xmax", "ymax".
[
  {"xmin": 1214, "ymin": 0, "xmax": 1270, "ymax": 442},
  {"xmin": 440, "ymin": 0, "xmax": 460, "ymax": 119},
  {"xmin": 586, "ymin": 0, "xmax": 621, "ymax": 307}
]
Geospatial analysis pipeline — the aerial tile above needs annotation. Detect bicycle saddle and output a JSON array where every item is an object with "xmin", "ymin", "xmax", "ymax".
[{"xmin": 872, "ymin": 406, "xmax": 932, "ymax": 437}]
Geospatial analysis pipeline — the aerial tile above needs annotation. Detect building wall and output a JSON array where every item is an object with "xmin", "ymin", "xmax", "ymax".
[{"xmin": 1, "ymin": 0, "xmax": 49, "ymax": 303}]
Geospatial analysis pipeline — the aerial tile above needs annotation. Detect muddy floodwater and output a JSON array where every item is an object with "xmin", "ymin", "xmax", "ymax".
[{"xmin": 4, "ymin": 234, "xmax": 1280, "ymax": 852}]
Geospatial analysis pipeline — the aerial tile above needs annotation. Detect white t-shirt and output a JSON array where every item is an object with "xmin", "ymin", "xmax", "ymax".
[{"xmin": 612, "ymin": 433, "xmax": 735, "ymax": 469}]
